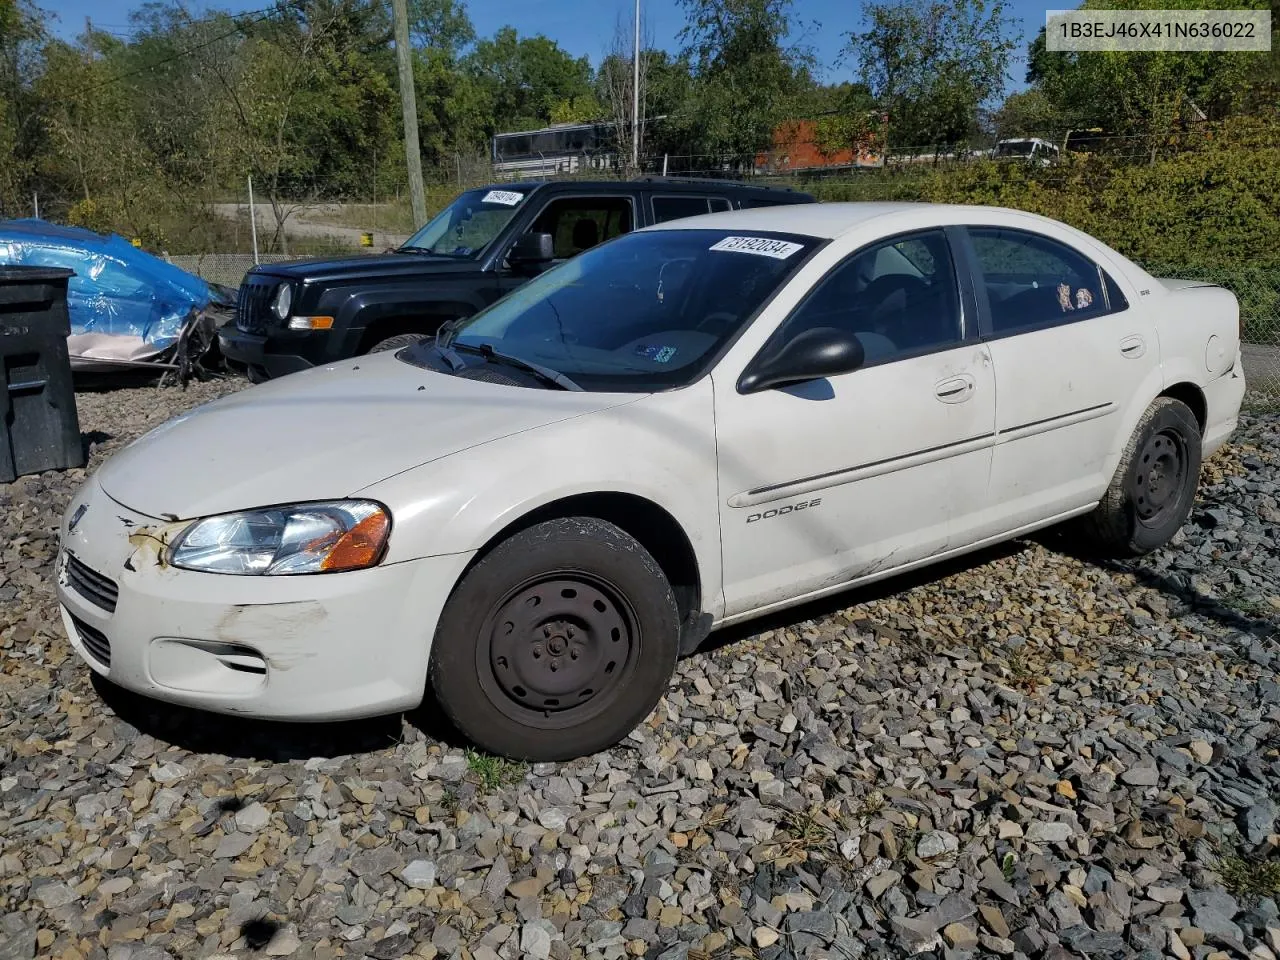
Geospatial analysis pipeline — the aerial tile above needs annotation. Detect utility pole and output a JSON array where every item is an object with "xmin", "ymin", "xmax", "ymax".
[
  {"xmin": 248, "ymin": 176, "xmax": 259, "ymax": 265},
  {"xmin": 631, "ymin": 0, "xmax": 641, "ymax": 170},
  {"xmin": 391, "ymin": 0, "xmax": 427, "ymax": 228}
]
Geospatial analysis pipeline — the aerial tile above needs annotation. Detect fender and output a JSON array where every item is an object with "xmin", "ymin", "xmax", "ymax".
[
  {"xmin": 1093, "ymin": 362, "xmax": 1172, "ymax": 492},
  {"xmin": 357, "ymin": 385, "xmax": 726, "ymax": 618}
]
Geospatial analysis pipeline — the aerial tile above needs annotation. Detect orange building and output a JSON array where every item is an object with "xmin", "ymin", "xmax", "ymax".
[{"xmin": 754, "ymin": 116, "xmax": 887, "ymax": 174}]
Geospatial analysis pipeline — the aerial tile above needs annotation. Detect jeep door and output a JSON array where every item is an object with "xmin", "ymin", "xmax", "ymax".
[
  {"xmin": 713, "ymin": 228, "xmax": 997, "ymax": 620},
  {"xmin": 493, "ymin": 194, "xmax": 642, "ymax": 300}
]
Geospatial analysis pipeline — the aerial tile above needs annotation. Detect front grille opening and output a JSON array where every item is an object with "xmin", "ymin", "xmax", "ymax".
[
  {"xmin": 236, "ymin": 279, "xmax": 279, "ymax": 335},
  {"xmin": 69, "ymin": 613, "xmax": 111, "ymax": 668},
  {"xmin": 66, "ymin": 554, "xmax": 119, "ymax": 613}
]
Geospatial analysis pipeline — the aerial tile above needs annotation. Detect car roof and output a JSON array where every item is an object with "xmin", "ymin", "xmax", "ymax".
[
  {"xmin": 634, "ymin": 200, "xmax": 1156, "ymax": 285},
  {"xmin": 635, "ymin": 201, "xmax": 1083, "ymax": 241}
]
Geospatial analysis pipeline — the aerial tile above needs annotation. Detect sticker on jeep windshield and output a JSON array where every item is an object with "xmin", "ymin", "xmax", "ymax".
[
  {"xmin": 482, "ymin": 190, "xmax": 524, "ymax": 206},
  {"xmin": 709, "ymin": 236, "xmax": 803, "ymax": 259}
]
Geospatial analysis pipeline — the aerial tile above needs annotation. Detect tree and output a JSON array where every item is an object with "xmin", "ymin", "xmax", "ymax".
[
  {"xmin": 844, "ymin": 0, "xmax": 1016, "ymax": 152},
  {"xmin": 1027, "ymin": 0, "xmax": 1271, "ymax": 156},
  {"xmin": 676, "ymin": 0, "xmax": 817, "ymax": 166},
  {"xmin": 465, "ymin": 26, "xmax": 593, "ymax": 132},
  {"xmin": 409, "ymin": 0, "xmax": 473, "ymax": 54},
  {"xmin": 39, "ymin": 29, "xmax": 158, "ymax": 233},
  {"xmin": 0, "ymin": 0, "xmax": 47, "ymax": 217},
  {"xmin": 991, "ymin": 88, "xmax": 1059, "ymax": 139},
  {"xmin": 205, "ymin": 0, "xmax": 397, "ymax": 252},
  {"xmin": 807, "ymin": 81, "xmax": 882, "ymax": 159},
  {"xmin": 596, "ymin": 14, "xmax": 651, "ymax": 170}
]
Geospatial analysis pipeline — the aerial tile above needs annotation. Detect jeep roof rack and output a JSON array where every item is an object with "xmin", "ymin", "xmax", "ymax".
[{"xmin": 630, "ymin": 175, "xmax": 797, "ymax": 193}]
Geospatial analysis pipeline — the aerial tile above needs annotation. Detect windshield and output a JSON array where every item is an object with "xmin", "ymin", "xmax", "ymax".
[
  {"xmin": 400, "ymin": 187, "xmax": 531, "ymax": 257},
  {"xmin": 402, "ymin": 228, "xmax": 820, "ymax": 392},
  {"xmin": 996, "ymin": 141, "xmax": 1036, "ymax": 158}
]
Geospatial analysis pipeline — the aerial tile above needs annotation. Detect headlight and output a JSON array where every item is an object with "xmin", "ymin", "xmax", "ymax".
[
  {"xmin": 271, "ymin": 283, "xmax": 293, "ymax": 320},
  {"xmin": 167, "ymin": 501, "xmax": 390, "ymax": 575}
]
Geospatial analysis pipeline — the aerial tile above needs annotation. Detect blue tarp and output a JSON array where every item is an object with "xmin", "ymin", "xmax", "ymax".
[{"xmin": 0, "ymin": 219, "xmax": 214, "ymax": 352}]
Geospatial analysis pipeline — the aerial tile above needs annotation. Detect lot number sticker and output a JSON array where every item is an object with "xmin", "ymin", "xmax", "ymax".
[
  {"xmin": 482, "ymin": 190, "xmax": 524, "ymax": 206},
  {"xmin": 709, "ymin": 236, "xmax": 803, "ymax": 259}
]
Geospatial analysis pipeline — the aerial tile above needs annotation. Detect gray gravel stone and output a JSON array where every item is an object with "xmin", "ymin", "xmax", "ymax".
[{"xmin": 3, "ymin": 384, "xmax": 1278, "ymax": 960}]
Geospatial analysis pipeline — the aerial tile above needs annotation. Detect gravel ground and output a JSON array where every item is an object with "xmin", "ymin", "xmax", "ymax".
[{"xmin": 2, "ymin": 377, "xmax": 1278, "ymax": 960}]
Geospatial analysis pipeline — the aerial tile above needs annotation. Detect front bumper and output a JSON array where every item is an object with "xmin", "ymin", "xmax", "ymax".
[
  {"xmin": 218, "ymin": 325, "xmax": 322, "ymax": 381},
  {"xmin": 55, "ymin": 474, "xmax": 473, "ymax": 721}
]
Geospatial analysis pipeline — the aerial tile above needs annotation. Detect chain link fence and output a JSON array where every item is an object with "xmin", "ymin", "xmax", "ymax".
[
  {"xmin": 1141, "ymin": 262, "xmax": 1280, "ymax": 406},
  {"xmin": 167, "ymin": 253, "xmax": 304, "ymax": 289}
]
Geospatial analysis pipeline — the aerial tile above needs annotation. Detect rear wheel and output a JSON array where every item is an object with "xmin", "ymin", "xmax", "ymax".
[
  {"xmin": 1068, "ymin": 396, "xmax": 1202, "ymax": 557},
  {"xmin": 429, "ymin": 518, "xmax": 681, "ymax": 760}
]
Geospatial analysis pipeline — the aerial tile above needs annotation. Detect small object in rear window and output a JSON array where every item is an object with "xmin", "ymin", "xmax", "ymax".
[
  {"xmin": 482, "ymin": 190, "xmax": 524, "ymax": 206},
  {"xmin": 709, "ymin": 236, "xmax": 803, "ymax": 260},
  {"xmin": 1075, "ymin": 287, "xmax": 1093, "ymax": 309},
  {"xmin": 1057, "ymin": 282, "xmax": 1074, "ymax": 311}
]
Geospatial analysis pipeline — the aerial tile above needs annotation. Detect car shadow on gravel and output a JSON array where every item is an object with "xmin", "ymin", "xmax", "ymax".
[
  {"xmin": 1033, "ymin": 528, "xmax": 1280, "ymax": 640},
  {"xmin": 91, "ymin": 673, "xmax": 469, "ymax": 762},
  {"xmin": 696, "ymin": 539, "xmax": 1030, "ymax": 656}
]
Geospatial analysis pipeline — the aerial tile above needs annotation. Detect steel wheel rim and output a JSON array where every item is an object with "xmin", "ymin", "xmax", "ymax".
[
  {"xmin": 1134, "ymin": 428, "xmax": 1188, "ymax": 528},
  {"xmin": 476, "ymin": 571, "xmax": 640, "ymax": 729}
]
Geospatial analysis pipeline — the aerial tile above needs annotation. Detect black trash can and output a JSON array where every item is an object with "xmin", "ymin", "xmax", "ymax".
[{"xmin": 0, "ymin": 266, "xmax": 84, "ymax": 483}]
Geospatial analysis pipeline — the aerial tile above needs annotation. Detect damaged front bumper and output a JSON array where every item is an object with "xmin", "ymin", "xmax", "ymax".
[{"xmin": 54, "ymin": 474, "xmax": 469, "ymax": 720}]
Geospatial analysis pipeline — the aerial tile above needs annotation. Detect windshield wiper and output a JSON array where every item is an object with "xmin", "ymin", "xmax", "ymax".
[
  {"xmin": 436, "ymin": 315, "xmax": 467, "ymax": 347},
  {"xmin": 450, "ymin": 341, "xmax": 583, "ymax": 391}
]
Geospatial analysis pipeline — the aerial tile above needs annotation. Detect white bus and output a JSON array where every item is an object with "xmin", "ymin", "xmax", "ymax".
[{"xmin": 490, "ymin": 122, "xmax": 618, "ymax": 179}]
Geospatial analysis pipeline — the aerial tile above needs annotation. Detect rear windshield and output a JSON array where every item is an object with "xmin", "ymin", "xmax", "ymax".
[{"xmin": 402, "ymin": 228, "xmax": 821, "ymax": 391}]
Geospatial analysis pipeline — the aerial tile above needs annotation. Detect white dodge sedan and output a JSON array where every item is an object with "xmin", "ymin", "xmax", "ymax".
[{"xmin": 56, "ymin": 203, "xmax": 1245, "ymax": 759}]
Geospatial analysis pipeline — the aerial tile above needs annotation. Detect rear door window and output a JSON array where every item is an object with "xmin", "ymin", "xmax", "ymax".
[
  {"xmin": 652, "ymin": 195, "xmax": 718, "ymax": 223},
  {"xmin": 966, "ymin": 227, "xmax": 1127, "ymax": 335}
]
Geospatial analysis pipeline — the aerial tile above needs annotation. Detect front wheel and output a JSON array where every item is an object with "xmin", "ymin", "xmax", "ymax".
[
  {"xmin": 1067, "ymin": 396, "xmax": 1202, "ymax": 558},
  {"xmin": 429, "ymin": 518, "xmax": 681, "ymax": 760}
]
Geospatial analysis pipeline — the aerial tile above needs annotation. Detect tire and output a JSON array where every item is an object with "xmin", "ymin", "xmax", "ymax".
[
  {"xmin": 1068, "ymin": 396, "xmax": 1202, "ymax": 558},
  {"xmin": 429, "ymin": 518, "xmax": 681, "ymax": 761},
  {"xmin": 367, "ymin": 332, "xmax": 429, "ymax": 353}
]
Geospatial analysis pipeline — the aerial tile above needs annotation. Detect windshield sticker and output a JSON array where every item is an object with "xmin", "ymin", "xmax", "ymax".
[
  {"xmin": 634, "ymin": 344, "xmax": 678, "ymax": 364},
  {"xmin": 482, "ymin": 190, "xmax": 524, "ymax": 206},
  {"xmin": 709, "ymin": 236, "xmax": 804, "ymax": 259}
]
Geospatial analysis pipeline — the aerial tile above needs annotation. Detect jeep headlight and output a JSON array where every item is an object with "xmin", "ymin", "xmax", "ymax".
[
  {"xmin": 271, "ymin": 282, "xmax": 293, "ymax": 320},
  {"xmin": 167, "ymin": 501, "xmax": 390, "ymax": 575}
]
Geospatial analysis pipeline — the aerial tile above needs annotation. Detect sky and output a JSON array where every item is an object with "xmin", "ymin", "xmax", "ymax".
[{"xmin": 42, "ymin": 0, "xmax": 1043, "ymax": 92}]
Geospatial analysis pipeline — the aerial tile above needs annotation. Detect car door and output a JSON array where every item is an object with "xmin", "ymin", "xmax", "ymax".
[
  {"xmin": 960, "ymin": 225, "xmax": 1159, "ymax": 541},
  {"xmin": 494, "ymin": 194, "xmax": 639, "ymax": 300},
  {"xmin": 713, "ymin": 228, "xmax": 996, "ymax": 620}
]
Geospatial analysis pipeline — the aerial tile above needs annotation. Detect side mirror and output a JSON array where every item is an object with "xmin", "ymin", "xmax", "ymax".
[
  {"xmin": 508, "ymin": 232, "xmax": 554, "ymax": 267},
  {"xmin": 737, "ymin": 326, "xmax": 866, "ymax": 394}
]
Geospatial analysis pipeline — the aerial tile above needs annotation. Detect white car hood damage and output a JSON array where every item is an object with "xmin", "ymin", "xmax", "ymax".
[{"xmin": 95, "ymin": 354, "xmax": 637, "ymax": 519}]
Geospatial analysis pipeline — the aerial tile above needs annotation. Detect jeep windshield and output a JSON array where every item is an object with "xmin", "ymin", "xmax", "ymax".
[
  {"xmin": 399, "ymin": 187, "xmax": 532, "ymax": 258},
  {"xmin": 401, "ymin": 228, "xmax": 820, "ymax": 392}
]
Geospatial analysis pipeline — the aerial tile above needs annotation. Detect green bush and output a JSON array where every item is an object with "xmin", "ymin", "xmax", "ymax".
[{"xmin": 779, "ymin": 119, "xmax": 1280, "ymax": 344}]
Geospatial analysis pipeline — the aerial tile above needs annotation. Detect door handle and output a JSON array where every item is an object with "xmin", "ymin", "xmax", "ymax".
[
  {"xmin": 934, "ymin": 374, "xmax": 975, "ymax": 403},
  {"xmin": 1119, "ymin": 335, "xmax": 1146, "ymax": 358}
]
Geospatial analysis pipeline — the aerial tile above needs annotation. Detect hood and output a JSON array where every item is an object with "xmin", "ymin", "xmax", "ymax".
[
  {"xmin": 95, "ymin": 354, "xmax": 636, "ymax": 520},
  {"xmin": 255, "ymin": 252, "xmax": 482, "ymax": 285}
]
